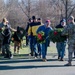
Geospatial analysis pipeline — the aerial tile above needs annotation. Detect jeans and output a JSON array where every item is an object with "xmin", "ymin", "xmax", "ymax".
[
  {"xmin": 40, "ymin": 40, "xmax": 48, "ymax": 59},
  {"xmin": 37, "ymin": 43, "xmax": 42, "ymax": 56},
  {"xmin": 29, "ymin": 36, "xmax": 38, "ymax": 57},
  {"xmin": 56, "ymin": 42, "xmax": 66, "ymax": 59}
]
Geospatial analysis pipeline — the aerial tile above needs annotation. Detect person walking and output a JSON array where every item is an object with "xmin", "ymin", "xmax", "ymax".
[
  {"xmin": 12, "ymin": 26, "xmax": 22, "ymax": 54},
  {"xmin": 62, "ymin": 16, "xmax": 75, "ymax": 66},
  {"xmin": 28, "ymin": 16, "xmax": 41, "ymax": 58},
  {"xmin": 26, "ymin": 18, "xmax": 32, "ymax": 46},
  {"xmin": 37, "ymin": 20, "xmax": 53, "ymax": 61},
  {"xmin": 56, "ymin": 19, "xmax": 67, "ymax": 61},
  {"xmin": 1, "ymin": 25, "xmax": 13, "ymax": 59}
]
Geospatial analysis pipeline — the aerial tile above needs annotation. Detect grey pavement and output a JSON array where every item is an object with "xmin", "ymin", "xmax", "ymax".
[{"xmin": 0, "ymin": 43, "xmax": 75, "ymax": 75}]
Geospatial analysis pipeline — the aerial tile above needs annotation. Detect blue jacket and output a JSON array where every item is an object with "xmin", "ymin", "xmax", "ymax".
[{"xmin": 36, "ymin": 25, "xmax": 53, "ymax": 39}]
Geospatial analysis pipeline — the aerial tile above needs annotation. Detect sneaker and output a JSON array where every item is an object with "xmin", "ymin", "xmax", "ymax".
[
  {"xmin": 58, "ymin": 57, "xmax": 61, "ymax": 60},
  {"xmin": 64, "ymin": 63, "xmax": 72, "ymax": 66},
  {"xmin": 9, "ymin": 55, "xmax": 13, "ymax": 59},
  {"xmin": 60, "ymin": 58, "xmax": 64, "ymax": 61},
  {"xmin": 17, "ymin": 51, "xmax": 20, "ymax": 54},
  {"xmin": 73, "ymin": 56, "xmax": 75, "ymax": 58},
  {"xmin": 42, "ymin": 58, "xmax": 47, "ymax": 62},
  {"xmin": 34, "ymin": 56, "xmax": 38, "ymax": 59},
  {"xmin": 29, "ymin": 53, "xmax": 33, "ymax": 56}
]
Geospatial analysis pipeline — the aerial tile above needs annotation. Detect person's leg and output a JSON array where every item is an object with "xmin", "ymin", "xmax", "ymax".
[
  {"xmin": 65, "ymin": 44, "xmax": 73, "ymax": 66},
  {"xmin": 68, "ymin": 48, "xmax": 73, "ymax": 64},
  {"xmin": 29, "ymin": 38, "xmax": 34, "ymax": 56},
  {"xmin": 60, "ymin": 42, "xmax": 66, "ymax": 61},
  {"xmin": 17, "ymin": 46, "xmax": 20, "ymax": 54},
  {"xmin": 14, "ymin": 41, "xmax": 17, "ymax": 54},
  {"xmin": 2, "ymin": 45, "xmax": 6, "ymax": 57},
  {"xmin": 42, "ymin": 43, "xmax": 46, "ymax": 59},
  {"xmin": 44, "ymin": 40, "xmax": 48, "ymax": 58},
  {"xmin": 17, "ymin": 42, "xmax": 21, "ymax": 54},
  {"xmin": 5, "ymin": 44, "xmax": 12, "ymax": 58},
  {"xmin": 33, "ymin": 37, "xmax": 38, "ymax": 57},
  {"xmin": 56, "ymin": 43, "xmax": 61, "ymax": 59},
  {"xmin": 37, "ymin": 43, "xmax": 42, "ymax": 57}
]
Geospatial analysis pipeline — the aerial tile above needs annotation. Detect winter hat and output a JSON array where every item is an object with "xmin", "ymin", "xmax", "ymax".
[{"xmin": 60, "ymin": 19, "xmax": 66, "ymax": 23}]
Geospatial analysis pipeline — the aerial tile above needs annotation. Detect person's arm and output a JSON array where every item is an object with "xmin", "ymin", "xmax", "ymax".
[
  {"xmin": 10, "ymin": 27, "xmax": 16, "ymax": 32},
  {"xmin": 36, "ymin": 26, "xmax": 42, "ymax": 34},
  {"xmin": 26, "ymin": 22, "xmax": 29, "ymax": 32}
]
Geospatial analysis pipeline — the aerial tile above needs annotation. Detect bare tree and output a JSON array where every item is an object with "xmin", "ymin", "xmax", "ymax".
[
  {"xmin": 61, "ymin": 0, "xmax": 75, "ymax": 24},
  {"xmin": 19, "ymin": 0, "xmax": 32, "ymax": 20},
  {"xmin": 0, "ymin": 0, "xmax": 9, "ymax": 21}
]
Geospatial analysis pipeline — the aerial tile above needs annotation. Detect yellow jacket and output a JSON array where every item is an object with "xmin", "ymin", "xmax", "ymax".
[{"xmin": 28, "ymin": 22, "xmax": 42, "ymax": 36}]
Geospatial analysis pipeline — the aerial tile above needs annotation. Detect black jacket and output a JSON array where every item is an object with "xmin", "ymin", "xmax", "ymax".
[
  {"xmin": 2, "ymin": 28, "xmax": 11, "ymax": 45},
  {"xmin": 56, "ymin": 24, "xmax": 64, "ymax": 28}
]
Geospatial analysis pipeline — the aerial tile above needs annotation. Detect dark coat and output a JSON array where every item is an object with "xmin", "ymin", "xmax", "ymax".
[
  {"xmin": 2, "ymin": 28, "xmax": 11, "ymax": 45},
  {"xmin": 12, "ymin": 31, "xmax": 22, "ymax": 42}
]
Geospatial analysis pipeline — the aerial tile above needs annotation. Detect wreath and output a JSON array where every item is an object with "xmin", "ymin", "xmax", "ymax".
[
  {"xmin": 36, "ymin": 31, "xmax": 45, "ymax": 43},
  {"xmin": 49, "ymin": 28, "xmax": 67, "ymax": 43}
]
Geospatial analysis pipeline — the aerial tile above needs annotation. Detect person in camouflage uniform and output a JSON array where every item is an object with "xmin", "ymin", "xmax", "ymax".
[
  {"xmin": 0, "ymin": 18, "xmax": 8, "ymax": 55},
  {"xmin": 1, "ymin": 25, "xmax": 12, "ymax": 59},
  {"xmin": 62, "ymin": 16, "xmax": 75, "ymax": 66},
  {"xmin": 0, "ymin": 18, "xmax": 16, "ymax": 55}
]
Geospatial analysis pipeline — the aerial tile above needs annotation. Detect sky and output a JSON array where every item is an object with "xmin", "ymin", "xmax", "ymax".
[{"xmin": 4, "ymin": 0, "xmax": 75, "ymax": 4}]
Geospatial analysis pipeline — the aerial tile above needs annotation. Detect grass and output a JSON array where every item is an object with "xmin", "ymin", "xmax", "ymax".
[
  {"xmin": 10, "ymin": 42, "xmax": 57, "ymax": 54},
  {"xmin": 0, "ymin": 42, "xmax": 57, "ymax": 59},
  {"xmin": 0, "ymin": 40, "xmax": 57, "ymax": 56}
]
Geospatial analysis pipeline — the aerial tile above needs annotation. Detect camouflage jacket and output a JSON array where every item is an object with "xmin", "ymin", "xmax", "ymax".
[{"xmin": 62, "ymin": 23, "xmax": 75, "ymax": 44}]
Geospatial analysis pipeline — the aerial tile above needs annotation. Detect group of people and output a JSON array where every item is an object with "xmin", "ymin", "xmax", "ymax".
[
  {"xmin": 54, "ymin": 16, "xmax": 75, "ymax": 66},
  {"xmin": 0, "ymin": 15, "xmax": 75, "ymax": 66},
  {"xmin": 26, "ymin": 16, "xmax": 53, "ymax": 61},
  {"xmin": 0, "ymin": 18, "xmax": 23, "ymax": 58},
  {"xmin": 26, "ymin": 15, "xmax": 75, "ymax": 66},
  {"xmin": 26, "ymin": 16, "xmax": 66, "ymax": 62}
]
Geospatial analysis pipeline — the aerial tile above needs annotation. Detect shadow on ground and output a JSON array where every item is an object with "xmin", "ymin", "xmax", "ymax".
[
  {"xmin": 0, "ymin": 64, "xmax": 70, "ymax": 70},
  {"xmin": 0, "ymin": 58, "xmax": 59, "ymax": 64}
]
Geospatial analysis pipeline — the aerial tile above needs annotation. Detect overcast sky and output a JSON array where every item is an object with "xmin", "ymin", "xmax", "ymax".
[{"xmin": 4, "ymin": 0, "xmax": 75, "ymax": 4}]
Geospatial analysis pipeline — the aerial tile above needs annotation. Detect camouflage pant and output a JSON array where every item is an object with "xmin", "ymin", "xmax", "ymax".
[
  {"xmin": 68, "ymin": 44, "xmax": 75, "ymax": 63},
  {"xmin": 2, "ymin": 44, "xmax": 11, "ymax": 57}
]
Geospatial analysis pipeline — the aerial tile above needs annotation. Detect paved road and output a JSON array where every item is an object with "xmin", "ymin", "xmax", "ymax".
[
  {"xmin": 0, "ymin": 54, "xmax": 75, "ymax": 75},
  {"xmin": 0, "ymin": 43, "xmax": 75, "ymax": 75}
]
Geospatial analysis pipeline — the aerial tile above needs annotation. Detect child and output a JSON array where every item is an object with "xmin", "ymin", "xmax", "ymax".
[{"xmin": 12, "ymin": 26, "xmax": 22, "ymax": 54}]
